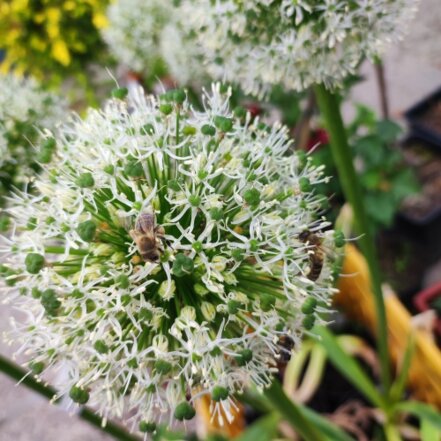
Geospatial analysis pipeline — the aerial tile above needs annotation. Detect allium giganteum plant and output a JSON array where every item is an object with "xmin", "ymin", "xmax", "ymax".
[
  {"xmin": 102, "ymin": 0, "xmax": 205, "ymax": 87},
  {"xmin": 181, "ymin": 0, "xmax": 418, "ymax": 96},
  {"xmin": 1, "ymin": 84, "xmax": 341, "ymax": 431},
  {"xmin": 0, "ymin": 74, "xmax": 65, "ymax": 203}
]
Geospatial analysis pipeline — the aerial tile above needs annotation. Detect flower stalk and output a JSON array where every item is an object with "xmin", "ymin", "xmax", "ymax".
[{"xmin": 313, "ymin": 84, "xmax": 391, "ymax": 391}]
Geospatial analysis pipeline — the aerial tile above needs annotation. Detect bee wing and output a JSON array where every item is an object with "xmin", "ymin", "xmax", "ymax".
[{"xmin": 117, "ymin": 210, "xmax": 135, "ymax": 232}]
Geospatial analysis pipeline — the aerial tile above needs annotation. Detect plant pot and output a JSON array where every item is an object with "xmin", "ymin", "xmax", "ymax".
[
  {"xmin": 405, "ymin": 87, "xmax": 441, "ymax": 149},
  {"xmin": 399, "ymin": 137, "xmax": 441, "ymax": 261},
  {"xmin": 414, "ymin": 281, "xmax": 441, "ymax": 337}
]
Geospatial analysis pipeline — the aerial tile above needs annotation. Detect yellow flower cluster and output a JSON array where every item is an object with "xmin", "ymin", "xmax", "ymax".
[{"xmin": 0, "ymin": 0, "xmax": 109, "ymax": 81}]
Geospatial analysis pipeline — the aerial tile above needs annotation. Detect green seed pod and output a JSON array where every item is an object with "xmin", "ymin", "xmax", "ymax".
[
  {"xmin": 159, "ymin": 103, "xmax": 173, "ymax": 115},
  {"xmin": 139, "ymin": 421, "xmax": 156, "ymax": 433},
  {"xmin": 173, "ymin": 89, "xmax": 186, "ymax": 104},
  {"xmin": 174, "ymin": 401, "xmax": 196, "ymax": 421},
  {"xmin": 334, "ymin": 230, "xmax": 345, "ymax": 248},
  {"xmin": 201, "ymin": 124, "xmax": 216, "ymax": 136},
  {"xmin": 301, "ymin": 297, "xmax": 318, "ymax": 315},
  {"xmin": 172, "ymin": 254, "xmax": 194, "ymax": 277},
  {"xmin": 103, "ymin": 164, "xmax": 114, "ymax": 175},
  {"xmin": 213, "ymin": 116, "xmax": 233, "ymax": 132},
  {"xmin": 227, "ymin": 300, "xmax": 241, "ymax": 315},
  {"xmin": 236, "ymin": 349, "xmax": 253, "ymax": 366},
  {"xmin": 116, "ymin": 274, "xmax": 130, "ymax": 289},
  {"xmin": 30, "ymin": 361, "xmax": 44, "ymax": 375},
  {"xmin": 299, "ymin": 177, "xmax": 312, "ymax": 192},
  {"xmin": 209, "ymin": 207, "xmax": 223, "ymax": 221},
  {"xmin": 302, "ymin": 314, "xmax": 316, "ymax": 330},
  {"xmin": 154, "ymin": 359, "xmax": 173, "ymax": 375},
  {"xmin": 69, "ymin": 386, "xmax": 90, "ymax": 404},
  {"xmin": 41, "ymin": 289, "xmax": 61, "ymax": 316},
  {"xmin": 243, "ymin": 188, "xmax": 260, "ymax": 207},
  {"xmin": 124, "ymin": 161, "xmax": 144, "ymax": 178},
  {"xmin": 111, "ymin": 87, "xmax": 128, "ymax": 99},
  {"xmin": 141, "ymin": 123, "xmax": 155, "ymax": 135},
  {"xmin": 94, "ymin": 340, "xmax": 109, "ymax": 354},
  {"xmin": 76, "ymin": 172, "xmax": 95, "ymax": 188},
  {"xmin": 183, "ymin": 125, "xmax": 197, "ymax": 136},
  {"xmin": 25, "ymin": 253, "xmax": 45, "ymax": 274},
  {"xmin": 77, "ymin": 220, "xmax": 96, "ymax": 242},
  {"xmin": 212, "ymin": 385, "xmax": 229, "ymax": 402}
]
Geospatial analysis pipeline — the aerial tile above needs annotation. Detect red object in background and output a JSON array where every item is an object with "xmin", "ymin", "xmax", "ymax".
[
  {"xmin": 414, "ymin": 281, "xmax": 441, "ymax": 337},
  {"xmin": 244, "ymin": 103, "xmax": 263, "ymax": 118},
  {"xmin": 307, "ymin": 129, "xmax": 330, "ymax": 151}
]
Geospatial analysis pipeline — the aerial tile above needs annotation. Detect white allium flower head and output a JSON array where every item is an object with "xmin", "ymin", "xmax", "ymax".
[
  {"xmin": 0, "ymin": 74, "xmax": 65, "ymax": 177},
  {"xmin": 102, "ymin": 0, "xmax": 206, "ymax": 86},
  {"xmin": 1, "ymin": 84, "xmax": 341, "ymax": 431},
  {"xmin": 180, "ymin": 0, "xmax": 419, "ymax": 97}
]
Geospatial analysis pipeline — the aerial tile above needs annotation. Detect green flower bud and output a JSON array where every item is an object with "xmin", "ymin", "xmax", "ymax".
[
  {"xmin": 103, "ymin": 164, "xmax": 114, "ymax": 175},
  {"xmin": 301, "ymin": 297, "xmax": 318, "ymax": 315},
  {"xmin": 212, "ymin": 385, "xmax": 229, "ymax": 402},
  {"xmin": 111, "ymin": 87, "xmax": 128, "ymax": 99},
  {"xmin": 189, "ymin": 194, "xmax": 201, "ymax": 207},
  {"xmin": 139, "ymin": 308, "xmax": 153, "ymax": 321},
  {"xmin": 141, "ymin": 123, "xmax": 155, "ymax": 135},
  {"xmin": 183, "ymin": 125, "xmax": 197, "ymax": 136},
  {"xmin": 299, "ymin": 177, "xmax": 312, "ymax": 192},
  {"xmin": 116, "ymin": 274, "xmax": 130, "ymax": 289},
  {"xmin": 234, "ymin": 106, "xmax": 247, "ymax": 119},
  {"xmin": 25, "ymin": 253, "xmax": 45, "ymax": 274},
  {"xmin": 231, "ymin": 249, "xmax": 244, "ymax": 262},
  {"xmin": 69, "ymin": 386, "xmax": 90, "ymax": 404},
  {"xmin": 94, "ymin": 340, "xmax": 109, "ymax": 354},
  {"xmin": 77, "ymin": 220, "xmax": 96, "ymax": 242},
  {"xmin": 0, "ymin": 215, "xmax": 10, "ymax": 232},
  {"xmin": 209, "ymin": 207, "xmax": 223, "ymax": 221},
  {"xmin": 26, "ymin": 217, "xmax": 37, "ymax": 230},
  {"xmin": 334, "ymin": 230, "xmax": 345, "ymax": 248},
  {"xmin": 172, "ymin": 89, "xmax": 186, "ymax": 104},
  {"xmin": 302, "ymin": 314, "xmax": 316, "ymax": 330},
  {"xmin": 201, "ymin": 124, "xmax": 216, "ymax": 136},
  {"xmin": 172, "ymin": 254, "xmax": 194, "ymax": 277},
  {"xmin": 41, "ymin": 289, "xmax": 61, "ymax": 316},
  {"xmin": 243, "ymin": 188, "xmax": 260, "ymax": 207},
  {"xmin": 154, "ymin": 359, "xmax": 173, "ymax": 375},
  {"xmin": 214, "ymin": 116, "xmax": 233, "ymax": 132},
  {"xmin": 260, "ymin": 294, "xmax": 275, "ymax": 312},
  {"xmin": 192, "ymin": 241, "xmax": 203, "ymax": 252},
  {"xmin": 174, "ymin": 402, "xmax": 196, "ymax": 421},
  {"xmin": 31, "ymin": 288, "xmax": 42, "ymax": 299},
  {"xmin": 227, "ymin": 300, "xmax": 241, "ymax": 315},
  {"xmin": 249, "ymin": 239, "xmax": 259, "ymax": 252},
  {"xmin": 124, "ymin": 160, "xmax": 144, "ymax": 178},
  {"xmin": 76, "ymin": 172, "xmax": 94, "ymax": 188},
  {"xmin": 167, "ymin": 179, "xmax": 181, "ymax": 192},
  {"xmin": 159, "ymin": 103, "xmax": 173, "ymax": 115},
  {"xmin": 139, "ymin": 421, "xmax": 156, "ymax": 433},
  {"xmin": 236, "ymin": 349, "xmax": 253, "ymax": 366},
  {"xmin": 30, "ymin": 361, "xmax": 44, "ymax": 375}
]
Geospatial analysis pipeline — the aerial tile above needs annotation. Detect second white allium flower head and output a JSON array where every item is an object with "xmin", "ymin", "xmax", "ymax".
[
  {"xmin": 180, "ymin": 0, "xmax": 419, "ymax": 97},
  {"xmin": 1, "ymin": 84, "xmax": 342, "ymax": 431}
]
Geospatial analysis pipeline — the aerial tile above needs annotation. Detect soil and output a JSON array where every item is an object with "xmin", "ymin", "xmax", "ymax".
[
  {"xmin": 400, "ymin": 139, "xmax": 441, "ymax": 222},
  {"xmin": 418, "ymin": 101, "xmax": 441, "ymax": 133}
]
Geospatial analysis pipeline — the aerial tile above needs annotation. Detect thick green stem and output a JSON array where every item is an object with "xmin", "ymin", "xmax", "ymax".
[
  {"xmin": 313, "ymin": 84, "xmax": 391, "ymax": 391},
  {"xmin": 0, "ymin": 355, "xmax": 140, "ymax": 441},
  {"xmin": 264, "ymin": 380, "xmax": 326, "ymax": 441}
]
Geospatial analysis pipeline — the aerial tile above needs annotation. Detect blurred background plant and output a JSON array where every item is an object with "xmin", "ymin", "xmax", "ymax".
[
  {"xmin": 0, "ymin": 73, "xmax": 65, "ymax": 221},
  {"xmin": 0, "ymin": 0, "xmax": 111, "ymax": 104}
]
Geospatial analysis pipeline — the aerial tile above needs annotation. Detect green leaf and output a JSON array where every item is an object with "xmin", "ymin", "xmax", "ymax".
[
  {"xmin": 389, "ymin": 334, "xmax": 415, "ymax": 403},
  {"xmin": 314, "ymin": 327, "xmax": 384, "ymax": 408},
  {"xmin": 421, "ymin": 419, "xmax": 441, "ymax": 441},
  {"xmin": 395, "ymin": 401, "xmax": 441, "ymax": 429},
  {"xmin": 264, "ymin": 380, "xmax": 326, "ymax": 441},
  {"xmin": 236, "ymin": 413, "xmax": 280, "ymax": 441},
  {"xmin": 376, "ymin": 120, "xmax": 402, "ymax": 143}
]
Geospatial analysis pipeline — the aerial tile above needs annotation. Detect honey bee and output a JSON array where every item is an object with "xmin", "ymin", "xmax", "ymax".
[
  {"xmin": 129, "ymin": 212, "xmax": 166, "ymax": 263},
  {"xmin": 299, "ymin": 230, "xmax": 325, "ymax": 281},
  {"xmin": 277, "ymin": 335, "xmax": 295, "ymax": 362}
]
